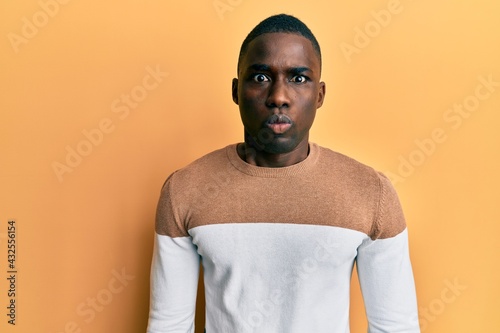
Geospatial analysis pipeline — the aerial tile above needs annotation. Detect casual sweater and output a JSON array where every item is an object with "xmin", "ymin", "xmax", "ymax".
[{"xmin": 147, "ymin": 142, "xmax": 420, "ymax": 333}]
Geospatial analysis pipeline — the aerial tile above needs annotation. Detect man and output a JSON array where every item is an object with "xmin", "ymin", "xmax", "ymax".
[{"xmin": 147, "ymin": 14, "xmax": 420, "ymax": 333}]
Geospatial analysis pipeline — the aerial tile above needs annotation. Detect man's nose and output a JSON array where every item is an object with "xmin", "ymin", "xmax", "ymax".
[{"xmin": 266, "ymin": 80, "xmax": 290, "ymax": 109}]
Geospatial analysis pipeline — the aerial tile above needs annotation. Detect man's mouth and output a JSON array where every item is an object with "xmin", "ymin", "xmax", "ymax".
[{"xmin": 266, "ymin": 114, "xmax": 292, "ymax": 134}]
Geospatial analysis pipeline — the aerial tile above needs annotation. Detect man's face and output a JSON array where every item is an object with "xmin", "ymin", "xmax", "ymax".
[{"xmin": 233, "ymin": 32, "xmax": 325, "ymax": 154}]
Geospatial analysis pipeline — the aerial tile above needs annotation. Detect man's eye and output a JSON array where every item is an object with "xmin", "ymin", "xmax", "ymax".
[
  {"xmin": 253, "ymin": 74, "xmax": 269, "ymax": 83},
  {"xmin": 291, "ymin": 75, "xmax": 307, "ymax": 83}
]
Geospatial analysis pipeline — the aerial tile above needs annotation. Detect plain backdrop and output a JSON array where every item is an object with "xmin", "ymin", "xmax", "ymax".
[{"xmin": 1, "ymin": 1, "xmax": 499, "ymax": 332}]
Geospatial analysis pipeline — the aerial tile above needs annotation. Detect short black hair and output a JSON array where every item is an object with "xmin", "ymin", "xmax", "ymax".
[{"xmin": 237, "ymin": 14, "xmax": 322, "ymax": 74}]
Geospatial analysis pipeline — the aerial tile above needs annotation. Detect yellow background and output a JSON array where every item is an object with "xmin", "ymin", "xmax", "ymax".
[{"xmin": 1, "ymin": 0, "xmax": 499, "ymax": 332}]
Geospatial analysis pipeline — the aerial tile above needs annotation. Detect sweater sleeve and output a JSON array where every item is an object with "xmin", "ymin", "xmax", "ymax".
[
  {"xmin": 147, "ymin": 175, "xmax": 201, "ymax": 333},
  {"xmin": 356, "ymin": 173, "xmax": 420, "ymax": 333}
]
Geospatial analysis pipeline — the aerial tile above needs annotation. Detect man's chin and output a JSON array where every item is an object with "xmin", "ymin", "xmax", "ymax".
[{"xmin": 262, "ymin": 138, "xmax": 297, "ymax": 154}]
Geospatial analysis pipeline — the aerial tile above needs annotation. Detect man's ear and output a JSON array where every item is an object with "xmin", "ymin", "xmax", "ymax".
[
  {"xmin": 232, "ymin": 78, "xmax": 239, "ymax": 105},
  {"xmin": 316, "ymin": 81, "xmax": 326, "ymax": 108}
]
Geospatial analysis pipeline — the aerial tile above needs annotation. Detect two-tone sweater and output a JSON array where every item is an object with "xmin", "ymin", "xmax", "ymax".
[{"xmin": 147, "ymin": 142, "xmax": 420, "ymax": 333}]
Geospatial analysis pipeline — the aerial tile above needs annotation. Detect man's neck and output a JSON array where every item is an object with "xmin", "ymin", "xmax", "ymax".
[{"xmin": 237, "ymin": 140, "xmax": 310, "ymax": 168}]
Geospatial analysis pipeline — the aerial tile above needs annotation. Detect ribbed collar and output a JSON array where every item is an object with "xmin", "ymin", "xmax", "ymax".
[{"xmin": 225, "ymin": 142, "xmax": 320, "ymax": 178}]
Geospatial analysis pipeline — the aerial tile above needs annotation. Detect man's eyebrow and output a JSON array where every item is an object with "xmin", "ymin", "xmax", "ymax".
[
  {"xmin": 246, "ymin": 64, "xmax": 312, "ymax": 73},
  {"xmin": 247, "ymin": 64, "xmax": 271, "ymax": 72},
  {"xmin": 289, "ymin": 67, "xmax": 312, "ymax": 74}
]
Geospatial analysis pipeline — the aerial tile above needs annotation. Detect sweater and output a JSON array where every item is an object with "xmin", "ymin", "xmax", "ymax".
[{"xmin": 147, "ymin": 142, "xmax": 420, "ymax": 333}]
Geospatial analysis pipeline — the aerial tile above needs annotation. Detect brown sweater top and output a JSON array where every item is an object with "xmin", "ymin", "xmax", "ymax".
[{"xmin": 156, "ymin": 142, "xmax": 406, "ymax": 240}]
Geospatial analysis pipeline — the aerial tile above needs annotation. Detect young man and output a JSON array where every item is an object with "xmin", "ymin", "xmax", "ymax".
[{"xmin": 147, "ymin": 14, "xmax": 420, "ymax": 333}]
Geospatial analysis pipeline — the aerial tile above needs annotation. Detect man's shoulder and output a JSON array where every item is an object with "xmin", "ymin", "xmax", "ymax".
[
  {"xmin": 314, "ymin": 144, "xmax": 397, "ymax": 198},
  {"xmin": 184, "ymin": 144, "xmax": 232, "ymax": 169},
  {"xmin": 164, "ymin": 144, "xmax": 234, "ymax": 185},
  {"xmin": 316, "ymin": 144, "xmax": 379, "ymax": 179}
]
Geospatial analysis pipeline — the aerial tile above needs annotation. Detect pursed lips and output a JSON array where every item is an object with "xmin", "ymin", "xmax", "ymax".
[{"xmin": 265, "ymin": 114, "xmax": 292, "ymax": 134}]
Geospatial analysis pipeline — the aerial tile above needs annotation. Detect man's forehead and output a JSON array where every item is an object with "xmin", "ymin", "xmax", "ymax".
[
  {"xmin": 245, "ymin": 32, "xmax": 314, "ymax": 55},
  {"xmin": 240, "ymin": 32, "xmax": 319, "ymax": 71}
]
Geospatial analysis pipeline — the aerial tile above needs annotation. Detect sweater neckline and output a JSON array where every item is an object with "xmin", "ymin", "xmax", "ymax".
[{"xmin": 226, "ymin": 142, "xmax": 319, "ymax": 178}]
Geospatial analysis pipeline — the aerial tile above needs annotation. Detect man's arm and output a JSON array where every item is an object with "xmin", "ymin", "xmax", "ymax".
[
  {"xmin": 147, "ymin": 174, "xmax": 201, "ymax": 333},
  {"xmin": 356, "ymin": 173, "xmax": 420, "ymax": 333}
]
